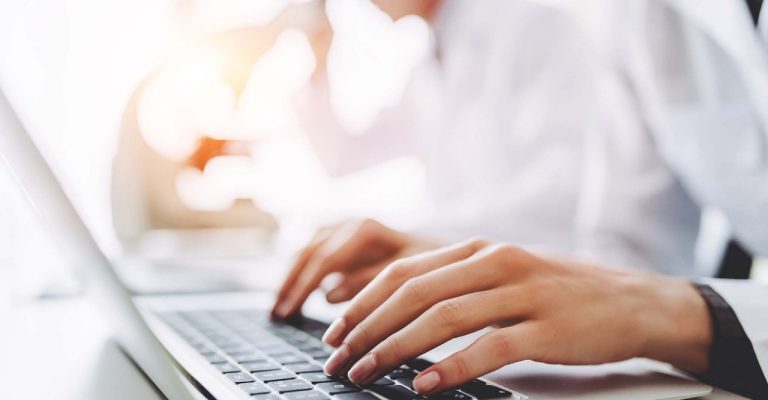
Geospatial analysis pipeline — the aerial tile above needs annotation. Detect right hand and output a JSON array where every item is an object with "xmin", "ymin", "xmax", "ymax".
[
  {"xmin": 271, "ymin": 219, "xmax": 440, "ymax": 318},
  {"xmin": 319, "ymin": 239, "xmax": 712, "ymax": 392}
]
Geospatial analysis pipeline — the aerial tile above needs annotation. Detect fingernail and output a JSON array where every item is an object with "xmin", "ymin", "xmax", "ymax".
[
  {"xmin": 324, "ymin": 344, "xmax": 350, "ymax": 375},
  {"xmin": 322, "ymin": 317, "xmax": 347, "ymax": 345},
  {"xmin": 414, "ymin": 371, "xmax": 441, "ymax": 394},
  {"xmin": 275, "ymin": 302, "xmax": 292, "ymax": 318},
  {"xmin": 348, "ymin": 353, "xmax": 377, "ymax": 383},
  {"xmin": 326, "ymin": 288, "xmax": 347, "ymax": 303}
]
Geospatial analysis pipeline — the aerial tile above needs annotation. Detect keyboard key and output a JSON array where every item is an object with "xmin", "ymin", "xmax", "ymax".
[
  {"xmin": 251, "ymin": 394, "xmax": 281, "ymax": 400},
  {"xmin": 369, "ymin": 384, "xmax": 420, "ymax": 400},
  {"xmin": 243, "ymin": 361, "xmax": 281, "ymax": 372},
  {"xmin": 254, "ymin": 339, "xmax": 286, "ymax": 346},
  {"xmin": 386, "ymin": 368, "xmax": 416, "ymax": 380},
  {"xmin": 305, "ymin": 329, "xmax": 327, "ymax": 340},
  {"xmin": 273, "ymin": 354, "xmax": 309, "ymax": 365},
  {"xmin": 205, "ymin": 353, "xmax": 227, "ymax": 363},
  {"xmin": 254, "ymin": 370, "xmax": 296, "ymax": 382},
  {"xmin": 232, "ymin": 352, "xmax": 267, "ymax": 363},
  {"xmin": 373, "ymin": 377, "xmax": 395, "ymax": 386},
  {"xmin": 225, "ymin": 372, "xmax": 255, "ymax": 383},
  {"xmin": 305, "ymin": 349, "xmax": 333, "ymax": 359},
  {"xmin": 459, "ymin": 379, "xmax": 486, "ymax": 390},
  {"xmin": 459, "ymin": 384, "xmax": 513, "ymax": 399},
  {"xmin": 241, "ymin": 332, "xmax": 271, "ymax": 341},
  {"xmin": 269, "ymin": 379, "xmax": 314, "ymax": 393},
  {"xmin": 295, "ymin": 343, "xmax": 324, "ymax": 352},
  {"xmin": 405, "ymin": 359, "xmax": 433, "ymax": 371},
  {"xmin": 187, "ymin": 340, "xmax": 207, "ymax": 349},
  {"xmin": 238, "ymin": 382, "xmax": 271, "ymax": 395},
  {"xmin": 285, "ymin": 362, "xmax": 324, "ymax": 373},
  {"xmin": 192, "ymin": 344, "xmax": 215, "ymax": 354},
  {"xmin": 336, "ymin": 392, "xmax": 380, "ymax": 400},
  {"xmin": 317, "ymin": 382, "xmax": 361, "ymax": 394},
  {"xmin": 214, "ymin": 362, "xmax": 240, "ymax": 373},
  {"xmin": 428, "ymin": 390, "xmax": 471, "ymax": 400},
  {"xmin": 284, "ymin": 389, "xmax": 329, "ymax": 400},
  {"xmin": 260, "ymin": 345, "xmax": 295, "ymax": 355},
  {"xmin": 210, "ymin": 337, "xmax": 237, "ymax": 345},
  {"xmin": 299, "ymin": 373, "xmax": 335, "ymax": 383},
  {"xmin": 222, "ymin": 344, "xmax": 256, "ymax": 354},
  {"xmin": 395, "ymin": 377, "xmax": 415, "ymax": 390},
  {"xmin": 284, "ymin": 337, "xmax": 310, "ymax": 347}
]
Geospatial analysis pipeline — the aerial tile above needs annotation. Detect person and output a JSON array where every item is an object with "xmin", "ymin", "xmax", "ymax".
[
  {"xmin": 289, "ymin": 0, "xmax": 703, "ymax": 301},
  {"xmin": 273, "ymin": 1, "xmax": 768, "ymax": 398}
]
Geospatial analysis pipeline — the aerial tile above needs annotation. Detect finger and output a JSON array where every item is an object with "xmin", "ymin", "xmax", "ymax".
[
  {"xmin": 340, "ymin": 247, "xmax": 508, "ymax": 373},
  {"xmin": 325, "ymin": 262, "xmax": 387, "ymax": 303},
  {"xmin": 278, "ymin": 220, "xmax": 391, "ymax": 317},
  {"xmin": 275, "ymin": 224, "xmax": 338, "ymax": 304},
  {"xmin": 272, "ymin": 226, "xmax": 335, "ymax": 316},
  {"xmin": 324, "ymin": 238, "xmax": 489, "ymax": 346},
  {"xmin": 347, "ymin": 288, "xmax": 528, "ymax": 384},
  {"xmin": 413, "ymin": 324, "xmax": 538, "ymax": 395},
  {"xmin": 322, "ymin": 238, "xmax": 490, "ymax": 372}
]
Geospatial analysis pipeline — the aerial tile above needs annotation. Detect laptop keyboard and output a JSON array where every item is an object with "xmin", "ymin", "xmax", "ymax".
[{"xmin": 158, "ymin": 310, "xmax": 524, "ymax": 400}]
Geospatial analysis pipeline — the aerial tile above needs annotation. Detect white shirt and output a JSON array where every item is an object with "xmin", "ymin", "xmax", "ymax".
[
  {"xmin": 301, "ymin": 0, "xmax": 701, "ymax": 276},
  {"xmin": 607, "ymin": 0, "xmax": 768, "ymax": 383}
]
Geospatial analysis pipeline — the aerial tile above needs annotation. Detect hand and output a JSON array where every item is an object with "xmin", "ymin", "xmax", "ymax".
[
  {"xmin": 271, "ymin": 219, "xmax": 439, "ymax": 318},
  {"xmin": 320, "ymin": 239, "xmax": 713, "ymax": 395}
]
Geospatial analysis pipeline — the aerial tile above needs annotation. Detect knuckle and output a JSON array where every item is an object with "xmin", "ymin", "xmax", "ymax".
[
  {"xmin": 492, "ymin": 331, "xmax": 518, "ymax": 361},
  {"xmin": 310, "ymin": 230, "xmax": 329, "ymax": 245},
  {"xmin": 385, "ymin": 335, "xmax": 406, "ymax": 360},
  {"xmin": 313, "ymin": 223, "xmax": 342, "ymax": 244},
  {"xmin": 400, "ymin": 277, "xmax": 430, "ymax": 304},
  {"xmin": 299, "ymin": 243, "xmax": 316, "ymax": 257},
  {"xmin": 484, "ymin": 244, "xmax": 524, "ymax": 269},
  {"xmin": 316, "ymin": 252, "xmax": 338, "ymax": 272},
  {"xmin": 350, "ymin": 323, "xmax": 374, "ymax": 350},
  {"xmin": 517, "ymin": 281, "xmax": 540, "ymax": 302},
  {"xmin": 357, "ymin": 218, "xmax": 380, "ymax": 233},
  {"xmin": 384, "ymin": 260, "xmax": 413, "ymax": 282},
  {"xmin": 491, "ymin": 244, "xmax": 518, "ymax": 259},
  {"xmin": 432, "ymin": 300, "xmax": 465, "ymax": 328},
  {"xmin": 465, "ymin": 236, "xmax": 492, "ymax": 250},
  {"xmin": 451, "ymin": 353, "xmax": 472, "ymax": 381}
]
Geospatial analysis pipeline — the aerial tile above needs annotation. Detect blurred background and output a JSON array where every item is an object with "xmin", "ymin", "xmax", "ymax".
[
  {"xmin": 1, "ymin": 0, "xmax": 766, "ymax": 309},
  {"xmin": 0, "ymin": 0, "xmax": 436, "ymax": 301}
]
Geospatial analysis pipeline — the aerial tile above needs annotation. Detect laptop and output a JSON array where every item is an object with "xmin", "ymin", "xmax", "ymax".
[{"xmin": 0, "ymin": 87, "xmax": 712, "ymax": 400}]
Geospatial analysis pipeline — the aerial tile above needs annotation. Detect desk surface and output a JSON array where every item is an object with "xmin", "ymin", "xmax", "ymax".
[{"xmin": 2, "ymin": 292, "xmax": 747, "ymax": 400}]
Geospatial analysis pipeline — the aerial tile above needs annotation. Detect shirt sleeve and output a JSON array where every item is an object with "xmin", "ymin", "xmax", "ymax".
[{"xmin": 693, "ymin": 283, "xmax": 768, "ymax": 398}]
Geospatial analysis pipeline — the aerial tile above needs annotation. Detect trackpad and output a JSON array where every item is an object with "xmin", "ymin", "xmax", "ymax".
[
  {"xmin": 485, "ymin": 359, "xmax": 712, "ymax": 400},
  {"xmin": 423, "ymin": 333, "xmax": 712, "ymax": 400}
]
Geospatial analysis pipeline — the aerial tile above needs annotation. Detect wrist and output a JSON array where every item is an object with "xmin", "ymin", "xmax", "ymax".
[{"xmin": 635, "ymin": 276, "xmax": 713, "ymax": 372}]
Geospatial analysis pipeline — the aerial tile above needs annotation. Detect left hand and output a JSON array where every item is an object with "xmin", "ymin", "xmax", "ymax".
[
  {"xmin": 272, "ymin": 219, "xmax": 440, "ymax": 318},
  {"xmin": 320, "ymin": 239, "xmax": 713, "ymax": 395}
]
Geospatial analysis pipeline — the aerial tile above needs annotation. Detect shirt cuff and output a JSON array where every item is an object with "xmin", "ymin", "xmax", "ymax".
[{"xmin": 693, "ymin": 283, "xmax": 768, "ymax": 398}]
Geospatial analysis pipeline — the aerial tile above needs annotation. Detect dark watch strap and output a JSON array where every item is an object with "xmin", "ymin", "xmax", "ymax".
[{"xmin": 693, "ymin": 283, "xmax": 768, "ymax": 398}]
